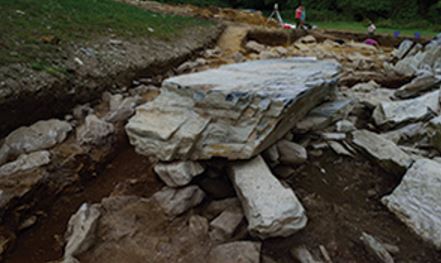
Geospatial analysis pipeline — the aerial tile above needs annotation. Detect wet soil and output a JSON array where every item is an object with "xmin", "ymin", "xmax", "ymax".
[
  {"xmin": 4, "ymin": 144, "xmax": 161, "ymax": 263},
  {"xmin": 263, "ymin": 151, "xmax": 441, "ymax": 262}
]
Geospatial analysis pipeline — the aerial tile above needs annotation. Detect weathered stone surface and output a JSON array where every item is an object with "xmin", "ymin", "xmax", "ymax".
[
  {"xmin": 277, "ymin": 140, "xmax": 308, "ymax": 165},
  {"xmin": 104, "ymin": 95, "xmax": 141, "ymax": 123},
  {"xmin": 0, "ymin": 151, "xmax": 50, "ymax": 176},
  {"xmin": 229, "ymin": 155, "xmax": 307, "ymax": 239},
  {"xmin": 0, "ymin": 119, "xmax": 71, "ymax": 165},
  {"xmin": 360, "ymin": 232, "xmax": 395, "ymax": 263},
  {"xmin": 382, "ymin": 122, "xmax": 425, "ymax": 144},
  {"xmin": 208, "ymin": 241, "xmax": 261, "ymax": 263},
  {"xmin": 427, "ymin": 116, "xmax": 441, "ymax": 152},
  {"xmin": 394, "ymin": 72, "xmax": 441, "ymax": 99},
  {"xmin": 394, "ymin": 45, "xmax": 441, "ymax": 77},
  {"xmin": 393, "ymin": 40, "xmax": 414, "ymax": 60},
  {"xmin": 126, "ymin": 58, "xmax": 340, "ymax": 161},
  {"xmin": 382, "ymin": 159, "xmax": 441, "ymax": 250},
  {"xmin": 62, "ymin": 196, "xmax": 213, "ymax": 263},
  {"xmin": 153, "ymin": 185, "xmax": 205, "ymax": 216},
  {"xmin": 328, "ymin": 141, "xmax": 353, "ymax": 157},
  {"xmin": 351, "ymin": 130, "xmax": 413, "ymax": 175},
  {"xmin": 373, "ymin": 90, "xmax": 440, "ymax": 129},
  {"xmin": 261, "ymin": 144, "xmax": 280, "ymax": 165},
  {"xmin": 64, "ymin": 203, "xmax": 101, "ymax": 259},
  {"xmin": 154, "ymin": 161, "xmax": 204, "ymax": 187},
  {"xmin": 344, "ymin": 81, "xmax": 394, "ymax": 109},
  {"xmin": 76, "ymin": 115, "xmax": 115, "ymax": 145},
  {"xmin": 295, "ymin": 99, "xmax": 353, "ymax": 133},
  {"xmin": 209, "ymin": 207, "xmax": 244, "ymax": 242},
  {"xmin": 203, "ymin": 198, "xmax": 241, "ymax": 220},
  {"xmin": 336, "ymin": 120, "xmax": 356, "ymax": 133}
]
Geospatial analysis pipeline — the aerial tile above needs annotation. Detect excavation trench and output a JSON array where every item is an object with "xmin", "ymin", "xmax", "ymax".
[{"xmin": 1, "ymin": 25, "xmax": 441, "ymax": 263}]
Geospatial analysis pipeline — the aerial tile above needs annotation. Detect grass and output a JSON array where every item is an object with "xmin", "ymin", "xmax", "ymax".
[
  {"xmin": 313, "ymin": 21, "xmax": 439, "ymax": 38},
  {"xmin": 0, "ymin": 0, "xmax": 210, "ymax": 67},
  {"xmin": 154, "ymin": 0, "xmax": 229, "ymax": 7}
]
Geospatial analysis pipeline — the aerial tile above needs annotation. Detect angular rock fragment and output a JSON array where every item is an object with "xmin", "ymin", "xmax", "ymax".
[
  {"xmin": 351, "ymin": 130, "xmax": 413, "ymax": 175},
  {"xmin": 0, "ymin": 119, "xmax": 72, "ymax": 165},
  {"xmin": 393, "ymin": 40, "xmax": 414, "ymax": 60},
  {"xmin": 295, "ymin": 99, "xmax": 353, "ymax": 133},
  {"xmin": 382, "ymin": 159, "xmax": 441, "ymax": 249},
  {"xmin": 0, "ymin": 151, "xmax": 50, "ymax": 176},
  {"xmin": 360, "ymin": 232, "xmax": 395, "ymax": 263},
  {"xmin": 126, "ymin": 58, "xmax": 340, "ymax": 161},
  {"xmin": 208, "ymin": 241, "xmax": 261, "ymax": 263},
  {"xmin": 427, "ymin": 116, "xmax": 441, "ymax": 152},
  {"xmin": 394, "ymin": 72, "xmax": 441, "ymax": 99},
  {"xmin": 76, "ymin": 115, "xmax": 115, "ymax": 146},
  {"xmin": 64, "ymin": 203, "xmax": 101, "ymax": 259},
  {"xmin": 189, "ymin": 215, "xmax": 209, "ymax": 237},
  {"xmin": 245, "ymin": 41, "xmax": 266, "ymax": 53},
  {"xmin": 154, "ymin": 161, "xmax": 204, "ymax": 187},
  {"xmin": 328, "ymin": 141, "xmax": 353, "ymax": 157},
  {"xmin": 335, "ymin": 120, "xmax": 356, "ymax": 133},
  {"xmin": 153, "ymin": 185, "xmax": 205, "ymax": 216},
  {"xmin": 209, "ymin": 207, "xmax": 244, "ymax": 242},
  {"xmin": 105, "ymin": 95, "xmax": 141, "ymax": 123},
  {"xmin": 229, "ymin": 155, "xmax": 307, "ymax": 239},
  {"xmin": 372, "ymin": 90, "xmax": 440, "ymax": 129},
  {"xmin": 277, "ymin": 140, "xmax": 308, "ymax": 165}
]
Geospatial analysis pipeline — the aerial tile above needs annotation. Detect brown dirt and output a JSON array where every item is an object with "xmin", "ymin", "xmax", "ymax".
[
  {"xmin": 3, "ymin": 144, "xmax": 161, "ymax": 263},
  {"xmin": 263, "ymin": 151, "xmax": 441, "ymax": 262}
]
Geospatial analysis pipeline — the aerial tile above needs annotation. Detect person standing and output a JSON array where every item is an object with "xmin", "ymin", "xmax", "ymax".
[
  {"xmin": 295, "ymin": 3, "xmax": 305, "ymax": 29},
  {"xmin": 368, "ymin": 21, "xmax": 377, "ymax": 36}
]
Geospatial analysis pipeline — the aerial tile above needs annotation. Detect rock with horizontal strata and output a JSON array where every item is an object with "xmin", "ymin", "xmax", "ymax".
[
  {"xmin": 382, "ymin": 159, "xmax": 441, "ymax": 250},
  {"xmin": 351, "ymin": 130, "xmax": 413, "ymax": 175},
  {"xmin": 126, "ymin": 58, "xmax": 340, "ymax": 161},
  {"xmin": 394, "ymin": 72, "xmax": 441, "ymax": 99},
  {"xmin": 229, "ymin": 155, "xmax": 307, "ymax": 239},
  {"xmin": 373, "ymin": 90, "xmax": 440, "ymax": 129}
]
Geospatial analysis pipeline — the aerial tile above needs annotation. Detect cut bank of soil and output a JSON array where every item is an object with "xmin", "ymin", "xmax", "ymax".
[{"xmin": 4, "ymin": 144, "xmax": 162, "ymax": 263}]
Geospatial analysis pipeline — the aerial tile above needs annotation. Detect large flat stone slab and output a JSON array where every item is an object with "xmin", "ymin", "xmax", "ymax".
[
  {"xmin": 229, "ymin": 155, "xmax": 307, "ymax": 239},
  {"xmin": 126, "ymin": 58, "xmax": 340, "ymax": 161},
  {"xmin": 382, "ymin": 159, "xmax": 441, "ymax": 250}
]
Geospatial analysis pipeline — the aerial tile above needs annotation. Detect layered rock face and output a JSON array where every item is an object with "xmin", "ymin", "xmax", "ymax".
[{"xmin": 126, "ymin": 58, "xmax": 340, "ymax": 161}]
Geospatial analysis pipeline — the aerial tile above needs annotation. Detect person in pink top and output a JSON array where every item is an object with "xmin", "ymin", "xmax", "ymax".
[{"xmin": 295, "ymin": 3, "xmax": 305, "ymax": 29}]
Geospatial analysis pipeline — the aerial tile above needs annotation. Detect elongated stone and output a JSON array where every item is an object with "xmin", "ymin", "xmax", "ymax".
[{"xmin": 229, "ymin": 155, "xmax": 307, "ymax": 239}]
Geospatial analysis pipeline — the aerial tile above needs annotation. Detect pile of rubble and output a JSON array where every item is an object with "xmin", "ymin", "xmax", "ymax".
[{"xmin": 0, "ymin": 30, "xmax": 441, "ymax": 263}]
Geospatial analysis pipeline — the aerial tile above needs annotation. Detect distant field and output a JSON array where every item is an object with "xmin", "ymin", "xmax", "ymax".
[
  {"xmin": 0, "ymin": 0, "xmax": 210, "ymax": 66},
  {"xmin": 313, "ymin": 21, "xmax": 438, "ymax": 38}
]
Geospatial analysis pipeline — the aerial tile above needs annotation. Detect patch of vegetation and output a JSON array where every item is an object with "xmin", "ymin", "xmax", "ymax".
[
  {"xmin": 154, "ymin": 0, "xmax": 229, "ymax": 7},
  {"xmin": 0, "ymin": 0, "xmax": 210, "ymax": 66}
]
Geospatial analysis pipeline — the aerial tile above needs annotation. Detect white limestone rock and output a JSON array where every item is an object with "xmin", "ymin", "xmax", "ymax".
[
  {"xmin": 229, "ymin": 155, "xmax": 307, "ymax": 239},
  {"xmin": 153, "ymin": 185, "xmax": 205, "ymax": 216},
  {"xmin": 126, "ymin": 58, "xmax": 340, "ymax": 161},
  {"xmin": 382, "ymin": 159, "xmax": 441, "ymax": 250},
  {"xmin": 0, "ymin": 119, "xmax": 71, "ymax": 165},
  {"xmin": 154, "ymin": 161, "xmax": 205, "ymax": 187},
  {"xmin": 393, "ymin": 40, "xmax": 414, "ymax": 60},
  {"xmin": 209, "ymin": 207, "xmax": 244, "ymax": 242},
  {"xmin": 373, "ymin": 90, "xmax": 440, "ymax": 129},
  {"xmin": 64, "ymin": 203, "xmax": 101, "ymax": 259},
  {"xmin": 351, "ymin": 130, "xmax": 413, "ymax": 175},
  {"xmin": 0, "ymin": 151, "xmax": 50, "ymax": 176},
  {"xmin": 394, "ymin": 72, "xmax": 441, "ymax": 99},
  {"xmin": 76, "ymin": 115, "xmax": 115, "ymax": 146}
]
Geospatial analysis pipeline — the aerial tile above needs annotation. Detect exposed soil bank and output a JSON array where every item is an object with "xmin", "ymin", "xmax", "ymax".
[
  {"xmin": 4, "ymin": 142, "xmax": 161, "ymax": 263},
  {"xmin": 0, "ymin": 24, "xmax": 223, "ymax": 137}
]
